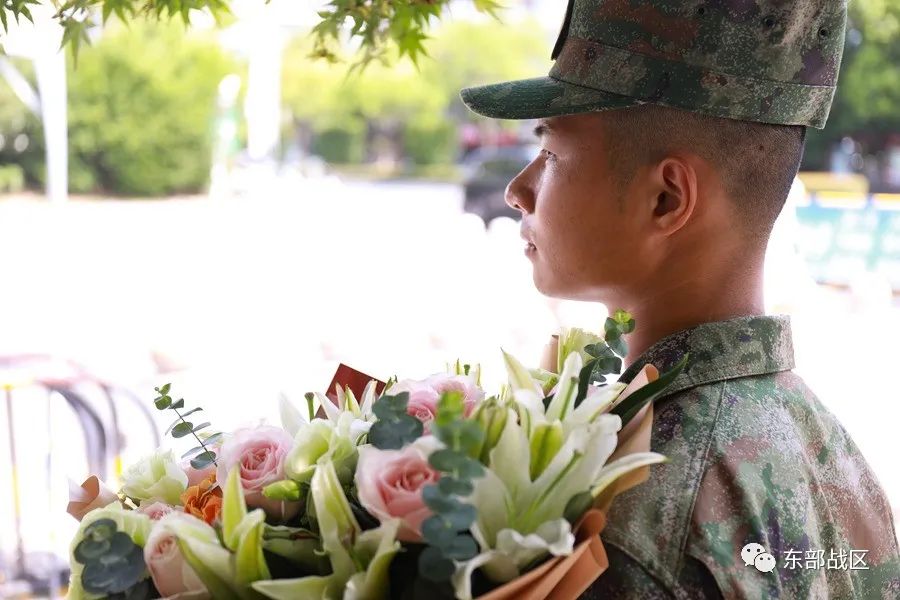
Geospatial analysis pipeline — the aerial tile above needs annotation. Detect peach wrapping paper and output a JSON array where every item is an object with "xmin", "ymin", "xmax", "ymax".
[
  {"xmin": 67, "ymin": 475, "xmax": 120, "ymax": 521},
  {"xmin": 476, "ymin": 335, "xmax": 658, "ymax": 599}
]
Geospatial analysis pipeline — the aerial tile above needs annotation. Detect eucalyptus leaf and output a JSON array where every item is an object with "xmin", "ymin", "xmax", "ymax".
[
  {"xmin": 74, "ymin": 538, "xmax": 111, "ymax": 563},
  {"xmin": 421, "ymin": 485, "xmax": 458, "ymax": 513},
  {"xmin": 182, "ymin": 445, "xmax": 206, "ymax": 459},
  {"xmin": 604, "ymin": 318, "xmax": 620, "ymax": 338},
  {"xmin": 421, "ymin": 515, "xmax": 458, "ymax": 547},
  {"xmin": 593, "ymin": 355, "xmax": 622, "ymax": 376},
  {"xmin": 172, "ymin": 422, "xmax": 194, "ymax": 438},
  {"xmin": 368, "ymin": 414, "xmax": 423, "ymax": 450},
  {"xmin": 179, "ymin": 407, "xmax": 203, "ymax": 419},
  {"xmin": 372, "ymin": 392, "xmax": 409, "ymax": 419},
  {"xmin": 428, "ymin": 449, "xmax": 463, "ymax": 472},
  {"xmin": 608, "ymin": 336, "xmax": 627, "ymax": 358},
  {"xmin": 202, "ymin": 432, "xmax": 224, "ymax": 447},
  {"xmin": 154, "ymin": 395, "xmax": 171, "ymax": 410},
  {"xmin": 84, "ymin": 518, "xmax": 116, "ymax": 540},
  {"xmin": 107, "ymin": 532, "xmax": 134, "ymax": 558},
  {"xmin": 165, "ymin": 415, "xmax": 187, "ymax": 436},
  {"xmin": 442, "ymin": 535, "xmax": 477, "ymax": 560},
  {"xmin": 437, "ymin": 476, "xmax": 473, "ymax": 496},
  {"xmin": 418, "ymin": 546, "xmax": 455, "ymax": 583},
  {"xmin": 440, "ymin": 505, "xmax": 477, "ymax": 531},
  {"xmin": 190, "ymin": 451, "xmax": 217, "ymax": 470},
  {"xmin": 434, "ymin": 391, "xmax": 465, "ymax": 427},
  {"xmin": 455, "ymin": 421, "xmax": 485, "ymax": 455},
  {"xmin": 170, "ymin": 399, "xmax": 185, "ymax": 410}
]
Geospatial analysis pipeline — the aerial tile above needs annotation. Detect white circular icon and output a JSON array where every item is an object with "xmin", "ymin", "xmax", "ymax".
[
  {"xmin": 754, "ymin": 552, "xmax": 777, "ymax": 572},
  {"xmin": 741, "ymin": 543, "xmax": 766, "ymax": 566}
]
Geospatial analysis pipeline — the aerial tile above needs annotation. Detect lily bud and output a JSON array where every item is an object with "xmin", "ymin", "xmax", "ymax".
[
  {"xmin": 263, "ymin": 479, "xmax": 302, "ymax": 502},
  {"xmin": 529, "ymin": 422, "xmax": 564, "ymax": 480},
  {"xmin": 528, "ymin": 368, "xmax": 559, "ymax": 397},
  {"xmin": 475, "ymin": 403, "xmax": 509, "ymax": 464}
]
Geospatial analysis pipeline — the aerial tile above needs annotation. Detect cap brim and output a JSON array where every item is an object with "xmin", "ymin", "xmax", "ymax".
[{"xmin": 460, "ymin": 75, "xmax": 641, "ymax": 120}]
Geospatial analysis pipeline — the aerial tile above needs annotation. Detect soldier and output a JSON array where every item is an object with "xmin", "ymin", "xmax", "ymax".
[{"xmin": 460, "ymin": 1, "xmax": 900, "ymax": 598}]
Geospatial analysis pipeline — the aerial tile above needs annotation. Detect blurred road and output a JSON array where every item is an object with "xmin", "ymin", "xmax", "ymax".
[{"xmin": 0, "ymin": 177, "xmax": 898, "ymax": 583}]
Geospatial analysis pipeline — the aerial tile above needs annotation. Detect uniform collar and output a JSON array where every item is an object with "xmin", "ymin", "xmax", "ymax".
[
  {"xmin": 619, "ymin": 314, "xmax": 795, "ymax": 397},
  {"xmin": 601, "ymin": 315, "xmax": 795, "ymax": 591}
]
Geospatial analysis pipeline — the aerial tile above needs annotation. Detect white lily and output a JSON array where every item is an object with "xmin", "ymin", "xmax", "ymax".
[
  {"xmin": 281, "ymin": 380, "xmax": 380, "ymax": 441},
  {"xmin": 446, "ymin": 358, "xmax": 483, "ymax": 388},
  {"xmin": 252, "ymin": 462, "xmax": 401, "ymax": 600},
  {"xmin": 452, "ymin": 519, "xmax": 575, "ymax": 599},
  {"xmin": 283, "ymin": 415, "xmax": 359, "ymax": 486},
  {"xmin": 454, "ymin": 403, "xmax": 664, "ymax": 598},
  {"xmin": 471, "ymin": 413, "xmax": 620, "ymax": 545},
  {"xmin": 172, "ymin": 468, "xmax": 271, "ymax": 600},
  {"xmin": 556, "ymin": 327, "xmax": 605, "ymax": 374}
]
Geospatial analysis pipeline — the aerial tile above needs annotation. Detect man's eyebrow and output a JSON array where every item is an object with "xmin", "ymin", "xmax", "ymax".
[{"xmin": 533, "ymin": 122, "xmax": 551, "ymax": 139}]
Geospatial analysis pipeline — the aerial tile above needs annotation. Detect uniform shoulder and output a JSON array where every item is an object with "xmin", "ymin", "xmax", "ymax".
[{"xmin": 687, "ymin": 370, "xmax": 900, "ymax": 599}]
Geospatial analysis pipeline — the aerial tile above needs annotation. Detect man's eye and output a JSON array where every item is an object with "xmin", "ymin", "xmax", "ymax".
[{"xmin": 541, "ymin": 149, "xmax": 556, "ymax": 160}]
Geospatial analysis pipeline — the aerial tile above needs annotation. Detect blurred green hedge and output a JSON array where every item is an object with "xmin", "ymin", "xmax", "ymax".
[
  {"xmin": 311, "ymin": 122, "xmax": 366, "ymax": 164},
  {"xmin": 66, "ymin": 21, "xmax": 236, "ymax": 196}
]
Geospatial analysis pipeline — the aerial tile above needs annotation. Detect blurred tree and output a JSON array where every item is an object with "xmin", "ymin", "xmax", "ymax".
[
  {"xmin": 282, "ymin": 19, "xmax": 549, "ymax": 166},
  {"xmin": 417, "ymin": 19, "xmax": 552, "ymax": 119},
  {"xmin": 1, "ymin": 0, "xmax": 501, "ymax": 67},
  {"xmin": 802, "ymin": 0, "xmax": 900, "ymax": 170},
  {"xmin": 66, "ymin": 21, "xmax": 236, "ymax": 195},
  {"xmin": 0, "ymin": 57, "xmax": 45, "ymax": 185}
]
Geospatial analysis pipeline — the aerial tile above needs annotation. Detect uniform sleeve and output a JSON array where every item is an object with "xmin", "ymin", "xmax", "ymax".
[{"xmin": 579, "ymin": 542, "xmax": 724, "ymax": 600}]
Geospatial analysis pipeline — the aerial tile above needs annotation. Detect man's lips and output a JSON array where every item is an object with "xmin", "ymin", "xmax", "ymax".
[
  {"xmin": 521, "ymin": 228, "xmax": 537, "ymax": 255},
  {"xmin": 520, "ymin": 227, "xmax": 536, "ymax": 249}
]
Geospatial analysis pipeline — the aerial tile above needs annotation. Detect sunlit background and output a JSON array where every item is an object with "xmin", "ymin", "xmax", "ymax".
[{"xmin": 1, "ymin": 0, "xmax": 899, "ymax": 597}]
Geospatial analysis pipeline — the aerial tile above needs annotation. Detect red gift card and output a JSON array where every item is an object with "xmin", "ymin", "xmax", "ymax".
[{"xmin": 325, "ymin": 363, "xmax": 386, "ymax": 405}]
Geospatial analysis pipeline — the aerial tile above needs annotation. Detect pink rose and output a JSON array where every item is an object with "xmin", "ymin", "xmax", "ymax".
[
  {"xmin": 138, "ymin": 501, "xmax": 181, "ymax": 521},
  {"xmin": 355, "ymin": 443, "xmax": 440, "ymax": 542},
  {"xmin": 389, "ymin": 374, "xmax": 483, "ymax": 429},
  {"xmin": 144, "ymin": 514, "xmax": 209, "ymax": 599},
  {"xmin": 216, "ymin": 426, "xmax": 300, "ymax": 522}
]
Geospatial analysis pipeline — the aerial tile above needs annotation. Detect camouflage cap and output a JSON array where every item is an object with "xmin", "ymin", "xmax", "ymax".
[{"xmin": 460, "ymin": 0, "xmax": 848, "ymax": 128}]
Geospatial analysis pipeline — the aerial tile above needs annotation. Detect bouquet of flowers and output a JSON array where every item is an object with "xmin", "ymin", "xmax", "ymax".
[{"xmin": 65, "ymin": 311, "xmax": 685, "ymax": 599}]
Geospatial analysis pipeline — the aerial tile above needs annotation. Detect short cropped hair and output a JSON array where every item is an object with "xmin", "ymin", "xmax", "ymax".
[{"xmin": 602, "ymin": 104, "xmax": 806, "ymax": 243}]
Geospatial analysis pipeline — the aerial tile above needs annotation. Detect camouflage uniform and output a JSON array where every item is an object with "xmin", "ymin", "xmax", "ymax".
[
  {"xmin": 584, "ymin": 315, "xmax": 900, "ymax": 599},
  {"xmin": 459, "ymin": 1, "xmax": 900, "ymax": 597}
]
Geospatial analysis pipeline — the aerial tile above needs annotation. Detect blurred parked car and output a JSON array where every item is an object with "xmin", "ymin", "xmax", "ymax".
[{"xmin": 462, "ymin": 144, "xmax": 540, "ymax": 224}]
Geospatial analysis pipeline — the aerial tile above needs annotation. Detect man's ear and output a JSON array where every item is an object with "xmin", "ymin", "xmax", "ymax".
[{"xmin": 649, "ymin": 155, "xmax": 699, "ymax": 235}]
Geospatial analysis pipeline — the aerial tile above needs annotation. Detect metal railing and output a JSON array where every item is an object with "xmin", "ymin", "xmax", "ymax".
[{"xmin": 0, "ymin": 354, "xmax": 160, "ymax": 598}]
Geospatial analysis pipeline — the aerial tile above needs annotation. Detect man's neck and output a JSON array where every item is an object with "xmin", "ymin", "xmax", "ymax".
[{"xmin": 611, "ymin": 266, "xmax": 766, "ymax": 369}]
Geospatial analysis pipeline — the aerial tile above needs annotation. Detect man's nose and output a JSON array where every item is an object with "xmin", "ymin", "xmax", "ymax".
[{"xmin": 505, "ymin": 163, "xmax": 536, "ymax": 214}]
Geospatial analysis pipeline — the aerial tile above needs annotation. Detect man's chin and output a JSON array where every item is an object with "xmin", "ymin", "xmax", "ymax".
[
  {"xmin": 532, "ymin": 271, "xmax": 571, "ymax": 300},
  {"xmin": 532, "ymin": 270, "xmax": 606, "ymax": 303}
]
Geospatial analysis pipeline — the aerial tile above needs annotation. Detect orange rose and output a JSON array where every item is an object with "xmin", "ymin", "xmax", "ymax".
[{"xmin": 180, "ymin": 474, "xmax": 222, "ymax": 525}]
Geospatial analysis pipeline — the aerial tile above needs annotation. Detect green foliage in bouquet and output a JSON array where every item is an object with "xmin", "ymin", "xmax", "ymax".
[
  {"xmin": 562, "ymin": 309, "xmax": 689, "ymax": 429},
  {"xmin": 418, "ymin": 393, "xmax": 485, "ymax": 583},
  {"xmin": 609, "ymin": 354, "xmax": 689, "ymax": 427},
  {"xmin": 153, "ymin": 383, "xmax": 222, "ymax": 470},
  {"xmin": 73, "ymin": 518, "xmax": 153, "ymax": 598},
  {"xmin": 368, "ymin": 392, "xmax": 424, "ymax": 450}
]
